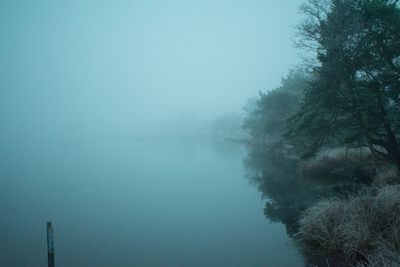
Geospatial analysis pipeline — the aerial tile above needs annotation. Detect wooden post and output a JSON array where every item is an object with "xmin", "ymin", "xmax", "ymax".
[{"xmin": 47, "ymin": 222, "xmax": 55, "ymax": 267}]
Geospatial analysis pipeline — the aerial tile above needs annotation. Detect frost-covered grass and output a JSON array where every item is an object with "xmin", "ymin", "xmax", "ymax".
[
  {"xmin": 357, "ymin": 242, "xmax": 400, "ymax": 267},
  {"xmin": 296, "ymin": 185, "xmax": 400, "ymax": 266}
]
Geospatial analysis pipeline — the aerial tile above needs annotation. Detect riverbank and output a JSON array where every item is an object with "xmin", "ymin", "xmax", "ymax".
[
  {"xmin": 297, "ymin": 182, "xmax": 400, "ymax": 267},
  {"xmin": 293, "ymin": 151, "xmax": 400, "ymax": 266},
  {"xmin": 243, "ymin": 141, "xmax": 400, "ymax": 266}
]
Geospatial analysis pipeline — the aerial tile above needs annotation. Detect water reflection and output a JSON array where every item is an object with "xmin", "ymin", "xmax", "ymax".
[
  {"xmin": 0, "ymin": 135, "xmax": 305, "ymax": 267},
  {"xmin": 242, "ymin": 144, "xmax": 359, "ymax": 266}
]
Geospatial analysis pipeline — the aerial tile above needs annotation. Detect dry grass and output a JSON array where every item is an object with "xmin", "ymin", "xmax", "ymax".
[
  {"xmin": 357, "ymin": 241, "xmax": 400, "ymax": 267},
  {"xmin": 299, "ymin": 147, "xmax": 374, "ymax": 184},
  {"xmin": 296, "ymin": 185, "xmax": 400, "ymax": 266}
]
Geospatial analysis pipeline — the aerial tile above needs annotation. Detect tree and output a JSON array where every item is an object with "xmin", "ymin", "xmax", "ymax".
[
  {"xmin": 242, "ymin": 70, "xmax": 307, "ymax": 144},
  {"xmin": 288, "ymin": 0, "xmax": 400, "ymax": 170}
]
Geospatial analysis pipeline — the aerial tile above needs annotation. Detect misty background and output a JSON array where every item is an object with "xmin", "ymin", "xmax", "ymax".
[
  {"xmin": 1, "ymin": 0, "xmax": 303, "ymax": 138},
  {"xmin": 2, "ymin": 1, "xmax": 400, "ymax": 266},
  {"xmin": 0, "ymin": 1, "xmax": 312, "ymax": 266}
]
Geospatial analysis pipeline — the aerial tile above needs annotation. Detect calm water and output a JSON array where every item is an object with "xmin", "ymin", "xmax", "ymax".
[{"xmin": 0, "ymin": 135, "xmax": 304, "ymax": 267}]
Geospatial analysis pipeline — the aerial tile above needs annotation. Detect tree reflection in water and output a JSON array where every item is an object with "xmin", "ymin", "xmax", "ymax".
[{"xmin": 243, "ymin": 144, "xmax": 361, "ymax": 266}]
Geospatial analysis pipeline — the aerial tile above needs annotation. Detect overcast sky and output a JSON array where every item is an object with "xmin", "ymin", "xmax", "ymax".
[{"xmin": 1, "ymin": 0, "xmax": 304, "ymax": 136}]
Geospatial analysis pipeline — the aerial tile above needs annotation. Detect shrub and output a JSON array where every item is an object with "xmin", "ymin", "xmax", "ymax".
[
  {"xmin": 296, "ymin": 185, "xmax": 400, "ymax": 266},
  {"xmin": 374, "ymin": 165, "xmax": 400, "ymax": 186},
  {"xmin": 299, "ymin": 147, "xmax": 374, "ymax": 184}
]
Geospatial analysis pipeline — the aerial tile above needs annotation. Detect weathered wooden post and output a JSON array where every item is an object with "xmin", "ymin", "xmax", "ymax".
[{"xmin": 47, "ymin": 222, "xmax": 55, "ymax": 267}]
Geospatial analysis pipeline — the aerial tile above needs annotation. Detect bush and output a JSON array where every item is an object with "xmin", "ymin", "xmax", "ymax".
[
  {"xmin": 358, "ymin": 242, "xmax": 400, "ymax": 267},
  {"xmin": 374, "ymin": 165, "xmax": 400, "ymax": 186},
  {"xmin": 296, "ymin": 185, "xmax": 400, "ymax": 266},
  {"xmin": 299, "ymin": 147, "xmax": 374, "ymax": 184}
]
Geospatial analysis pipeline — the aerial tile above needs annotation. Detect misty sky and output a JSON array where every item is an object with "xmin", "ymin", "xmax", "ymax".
[{"xmin": 1, "ymin": 0, "xmax": 304, "ymax": 135}]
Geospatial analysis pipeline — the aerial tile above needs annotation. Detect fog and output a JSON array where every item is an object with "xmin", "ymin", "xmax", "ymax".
[
  {"xmin": 1, "ymin": 1, "xmax": 314, "ymax": 267},
  {"xmin": 2, "ymin": 1, "xmax": 400, "ymax": 266},
  {"xmin": 1, "ymin": 0, "xmax": 303, "ymax": 137}
]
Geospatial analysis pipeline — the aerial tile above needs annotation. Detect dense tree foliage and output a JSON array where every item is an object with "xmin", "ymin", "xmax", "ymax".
[
  {"xmin": 244, "ymin": 0, "xmax": 400, "ymax": 171},
  {"xmin": 242, "ymin": 70, "xmax": 307, "ymax": 144},
  {"xmin": 288, "ymin": 0, "xmax": 400, "ymax": 169},
  {"xmin": 242, "ymin": 1, "xmax": 400, "ymax": 265}
]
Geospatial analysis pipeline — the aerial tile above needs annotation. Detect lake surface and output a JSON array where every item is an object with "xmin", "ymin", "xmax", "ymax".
[{"xmin": 0, "ymin": 135, "xmax": 304, "ymax": 267}]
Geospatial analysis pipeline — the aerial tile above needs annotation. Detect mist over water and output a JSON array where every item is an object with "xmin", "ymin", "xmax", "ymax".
[
  {"xmin": 1, "ymin": 0, "xmax": 303, "ymax": 136},
  {"xmin": 1, "ymin": 0, "xmax": 308, "ymax": 266},
  {"xmin": 0, "ymin": 136, "xmax": 304, "ymax": 266}
]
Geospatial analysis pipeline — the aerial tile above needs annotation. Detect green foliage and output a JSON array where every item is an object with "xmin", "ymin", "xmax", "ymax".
[
  {"xmin": 242, "ymin": 70, "xmax": 307, "ymax": 143},
  {"xmin": 288, "ymin": 0, "xmax": 400, "ymax": 167},
  {"xmin": 242, "ymin": 3, "xmax": 400, "ymax": 265}
]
